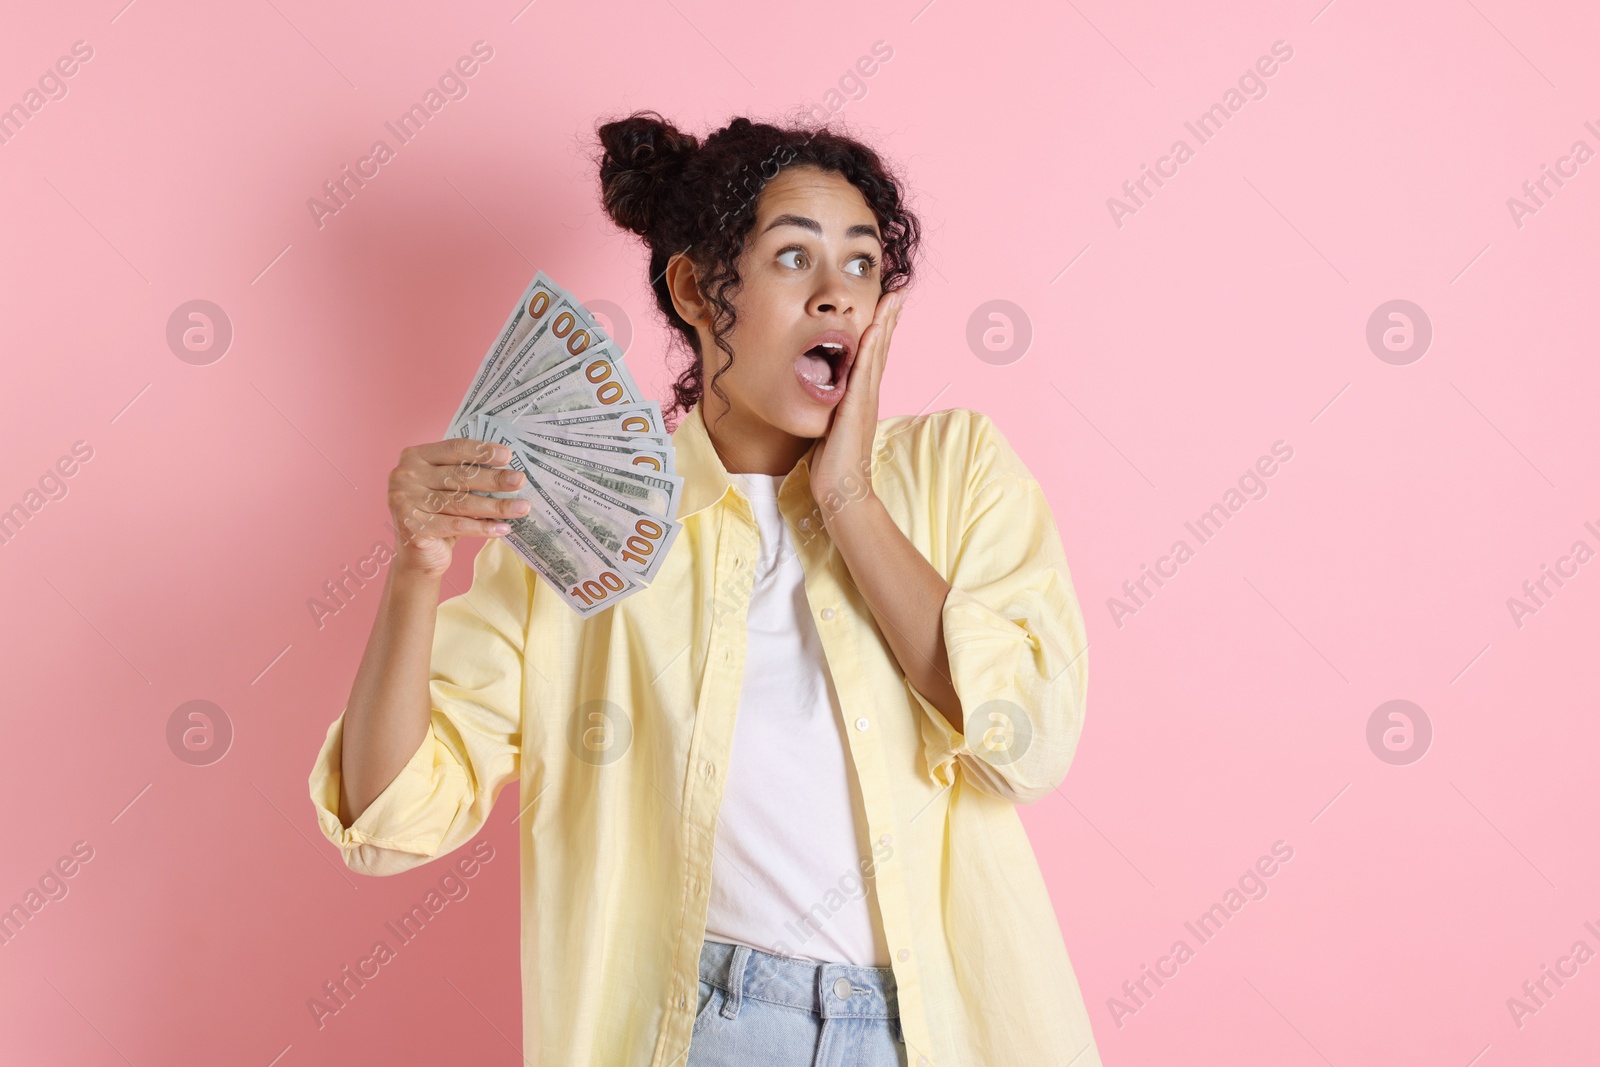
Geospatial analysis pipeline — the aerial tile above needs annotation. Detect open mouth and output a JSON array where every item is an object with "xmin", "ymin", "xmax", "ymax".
[{"xmin": 795, "ymin": 333, "xmax": 855, "ymax": 392}]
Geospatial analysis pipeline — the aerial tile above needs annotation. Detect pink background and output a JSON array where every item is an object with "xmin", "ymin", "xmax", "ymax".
[{"xmin": 2, "ymin": 0, "xmax": 1597, "ymax": 1063}]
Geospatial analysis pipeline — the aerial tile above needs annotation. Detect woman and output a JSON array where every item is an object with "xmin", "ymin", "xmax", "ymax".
[{"xmin": 307, "ymin": 111, "xmax": 1100, "ymax": 1066}]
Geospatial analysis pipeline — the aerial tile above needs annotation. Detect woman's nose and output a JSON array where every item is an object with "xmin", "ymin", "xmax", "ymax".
[{"xmin": 812, "ymin": 282, "xmax": 854, "ymax": 317}]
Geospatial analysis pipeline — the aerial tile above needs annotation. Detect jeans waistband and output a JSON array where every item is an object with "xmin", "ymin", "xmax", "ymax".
[{"xmin": 697, "ymin": 938, "xmax": 900, "ymax": 1021}]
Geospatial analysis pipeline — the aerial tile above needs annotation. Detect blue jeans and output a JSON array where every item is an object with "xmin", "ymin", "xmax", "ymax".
[{"xmin": 687, "ymin": 937, "xmax": 908, "ymax": 1066}]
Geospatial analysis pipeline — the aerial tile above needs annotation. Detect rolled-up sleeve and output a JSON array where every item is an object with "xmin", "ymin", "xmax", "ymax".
[
  {"xmin": 307, "ymin": 536, "xmax": 531, "ymax": 876},
  {"xmin": 904, "ymin": 411, "xmax": 1089, "ymax": 805}
]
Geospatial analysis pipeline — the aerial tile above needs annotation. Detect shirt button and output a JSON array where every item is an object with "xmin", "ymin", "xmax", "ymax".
[
  {"xmin": 821, "ymin": 607, "xmax": 835, "ymax": 621},
  {"xmin": 898, "ymin": 948, "xmax": 910, "ymax": 961},
  {"xmin": 799, "ymin": 517, "xmax": 811, "ymax": 531},
  {"xmin": 833, "ymin": 976, "xmax": 852, "ymax": 999},
  {"xmin": 703, "ymin": 760, "xmax": 715, "ymax": 779},
  {"xmin": 880, "ymin": 834, "xmax": 892, "ymax": 847},
  {"xmin": 855, "ymin": 717, "xmax": 870, "ymax": 731},
  {"xmin": 677, "ymin": 992, "xmax": 686, "ymax": 1009},
  {"xmin": 917, "ymin": 1058, "xmax": 929, "ymax": 1066}
]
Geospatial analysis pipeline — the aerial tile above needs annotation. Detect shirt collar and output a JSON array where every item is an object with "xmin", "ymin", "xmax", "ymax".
[{"xmin": 671, "ymin": 399, "xmax": 821, "ymax": 520}]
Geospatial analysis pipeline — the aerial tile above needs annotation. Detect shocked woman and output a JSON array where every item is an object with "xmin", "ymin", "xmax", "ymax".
[{"xmin": 308, "ymin": 111, "xmax": 1100, "ymax": 1067}]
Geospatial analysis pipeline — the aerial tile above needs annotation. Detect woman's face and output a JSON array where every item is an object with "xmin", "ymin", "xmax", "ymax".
[{"xmin": 671, "ymin": 164, "xmax": 886, "ymax": 454}]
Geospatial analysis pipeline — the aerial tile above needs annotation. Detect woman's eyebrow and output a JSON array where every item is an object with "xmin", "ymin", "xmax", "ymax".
[{"xmin": 760, "ymin": 213, "xmax": 882, "ymax": 245}]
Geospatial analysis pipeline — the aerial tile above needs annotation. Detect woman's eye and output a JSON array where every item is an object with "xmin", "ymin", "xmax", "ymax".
[{"xmin": 778, "ymin": 248, "xmax": 876, "ymax": 275}]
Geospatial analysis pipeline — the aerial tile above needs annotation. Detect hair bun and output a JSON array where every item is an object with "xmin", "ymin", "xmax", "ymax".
[{"xmin": 597, "ymin": 110, "xmax": 699, "ymax": 238}]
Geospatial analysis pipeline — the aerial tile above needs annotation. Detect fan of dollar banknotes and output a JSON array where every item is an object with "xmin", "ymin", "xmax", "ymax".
[{"xmin": 444, "ymin": 270, "xmax": 683, "ymax": 618}]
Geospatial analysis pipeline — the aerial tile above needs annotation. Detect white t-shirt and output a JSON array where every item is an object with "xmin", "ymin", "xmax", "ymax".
[{"xmin": 702, "ymin": 471, "xmax": 892, "ymax": 966}]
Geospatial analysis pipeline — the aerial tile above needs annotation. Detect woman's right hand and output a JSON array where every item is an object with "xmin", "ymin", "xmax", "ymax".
[{"xmin": 387, "ymin": 438, "xmax": 531, "ymax": 581}]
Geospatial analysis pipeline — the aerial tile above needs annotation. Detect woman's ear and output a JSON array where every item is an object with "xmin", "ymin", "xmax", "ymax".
[{"xmin": 665, "ymin": 251, "xmax": 709, "ymax": 326}]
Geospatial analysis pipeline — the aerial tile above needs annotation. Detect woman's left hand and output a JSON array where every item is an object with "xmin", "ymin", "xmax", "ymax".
[{"xmin": 809, "ymin": 288, "xmax": 905, "ymax": 516}]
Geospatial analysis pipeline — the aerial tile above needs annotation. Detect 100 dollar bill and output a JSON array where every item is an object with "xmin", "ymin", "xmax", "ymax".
[
  {"xmin": 445, "ymin": 271, "xmax": 563, "ymax": 438},
  {"xmin": 508, "ymin": 420, "xmax": 675, "ymax": 476},
  {"xmin": 483, "ymin": 416, "xmax": 681, "ymax": 516},
  {"xmin": 512, "ymin": 448, "xmax": 682, "ymax": 584},
  {"xmin": 480, "ymin": 424, "xmax": 644, "ymax": 618},
  {"xmin": 512, "ymin": 402, "xmax": 665, "ymax": 438},
  {"xmin": 468, "ymin": 292, "xmax": 612, "ymax": 419},
  {"xmin": 474, "ymin": 341, "xmax": 644, "ymax": 427}
]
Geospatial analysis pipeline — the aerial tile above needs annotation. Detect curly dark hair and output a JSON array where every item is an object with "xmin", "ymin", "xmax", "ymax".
[{"xmin": 591, "ymin": 110, "xmax": 922, "ymax": 432}]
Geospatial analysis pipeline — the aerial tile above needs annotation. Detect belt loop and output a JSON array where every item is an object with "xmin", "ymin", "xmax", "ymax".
[{"xmin": 720, "ymin": 945, "xmax": 750, "ymax": 1019}]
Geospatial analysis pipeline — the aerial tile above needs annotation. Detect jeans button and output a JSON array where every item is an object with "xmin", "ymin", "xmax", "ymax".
[{"xmin": 833, "ymin": 976, "xmax": 852, "ymax": 999}]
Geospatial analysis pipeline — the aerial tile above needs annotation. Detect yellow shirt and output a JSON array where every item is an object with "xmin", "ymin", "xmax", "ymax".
[{"xmin": 307, "ymin": 400, "xmax": 1101, "ymax": 1066}]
